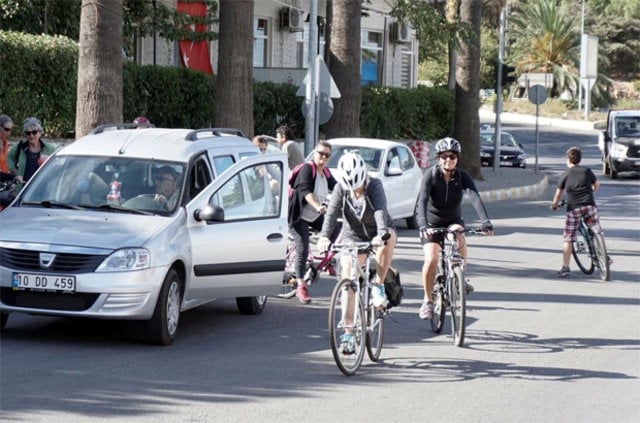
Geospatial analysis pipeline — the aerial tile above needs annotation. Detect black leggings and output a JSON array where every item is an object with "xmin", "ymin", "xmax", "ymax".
[{"xmin": 290, "ymin": 217, "xmax": 340, "ymax": 282}]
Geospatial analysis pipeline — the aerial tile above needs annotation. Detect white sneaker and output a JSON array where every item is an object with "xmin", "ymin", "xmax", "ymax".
[{"xmin": 371, "ymin": 284, "xmax": 389, "ymax": 308}]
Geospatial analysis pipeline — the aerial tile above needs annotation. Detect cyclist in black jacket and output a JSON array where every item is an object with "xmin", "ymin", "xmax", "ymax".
[{"xmin": 417, "ymin": 137, "xmax": 493, "ymax": 320}]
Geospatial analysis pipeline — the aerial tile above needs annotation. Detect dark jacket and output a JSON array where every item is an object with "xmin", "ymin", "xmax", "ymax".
[{"xmin": 288, "ymin": 162, "xmax": 336, "ymax": 224}]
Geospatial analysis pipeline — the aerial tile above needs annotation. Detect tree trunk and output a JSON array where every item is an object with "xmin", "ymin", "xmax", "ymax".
[
  {"xmin": 215, "ymin": 0, "xmax": 254, "ymax": 138},
  {"xmin": 454, "ymin": 0, "xmax": 482, "ymax": 178},
  {"xmin": 325, "ymin": 0, "xmax": 361, "ymax": 139},
  {"xmin": 75, "ymin": 0, "xmax": 124, "ymax": 138},
  {"xmin": 446, "ymin": 0, "xmax": 459, "ymax": 91}
]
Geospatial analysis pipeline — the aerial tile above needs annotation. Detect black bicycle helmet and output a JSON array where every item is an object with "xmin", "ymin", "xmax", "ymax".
[{"xmin": 434, "ymin": 137, "xmax": 462, "ymax": 155}]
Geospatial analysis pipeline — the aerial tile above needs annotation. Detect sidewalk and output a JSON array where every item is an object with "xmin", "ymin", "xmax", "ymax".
[{"xmin": 474, "ymin": 167, "xmax": 548, "ymax": 203}]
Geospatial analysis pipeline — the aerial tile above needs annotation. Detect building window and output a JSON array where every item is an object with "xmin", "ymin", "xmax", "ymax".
[
  {"xmin": 254, "ymin": 17, "xmax": 269, "ymax": 67},
  {"xmin": 361, "ymin": 30, "xmax": 382, "ymax": 86},
  {"xmin": 296, "ymin": 22, "xmax": 326, "ymax": 68}
]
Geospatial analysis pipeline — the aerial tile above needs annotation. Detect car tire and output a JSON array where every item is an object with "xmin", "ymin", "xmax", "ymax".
[
  {"xmin": 603, "ymin": 156, "xmax": 610, "ymax": 176},
  {"xmin": 236, "ymin": 295, "xmax": 267, "ymax": 315},
  {"xmin": 144, "ymin": 269, "xmax": 182, "ymax": 346},
  {"xmin": 406, "ymin": 203, "xmax": 418, "ymax": 230}
]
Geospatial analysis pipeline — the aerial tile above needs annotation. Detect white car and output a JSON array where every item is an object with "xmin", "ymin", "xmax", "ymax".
[
  {"xmin": 320, "ymin": 138, "xmax": 423, "ymax": 229},
  {"xmin": 0, "ymin": 124, "xmax": 288, "ymax": 345}
]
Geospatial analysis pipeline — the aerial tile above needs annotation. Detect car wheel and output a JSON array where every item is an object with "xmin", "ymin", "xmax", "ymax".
[
  {"xmin": 1, "ymin": 312, "xmax": 8, "ymax": 330},
  {"xmin": 144, "ymin": 268, "xmax": 182, "ymax": 346},
  {"xmin": 406, "ymin": 203, "xmax": 418, "ymax": 230},
  {"xmin": 602, "ymin": 156, "xmax": 610, "ymax": 176},
  {"xmin": 236, "ymin": 295, "xmax": 268, "ymax": 315},
  {"xmin": 610, "ymin": 165, "xmax": 618, "ymax": 179}
]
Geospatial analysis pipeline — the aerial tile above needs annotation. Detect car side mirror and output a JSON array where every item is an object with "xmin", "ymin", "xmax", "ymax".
[{"xmin": 194, "ymin": 204, "xmax": 225, "ymax": 222}]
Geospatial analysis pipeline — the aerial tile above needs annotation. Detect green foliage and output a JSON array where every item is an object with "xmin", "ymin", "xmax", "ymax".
[
  {"xmin": 0, "ymin": 0, "xmax": 81, "ymax": 40},
  {"xmin": 2, "ymin": 32, "xmax": 454, "ymax": 141},
  {"xmin": 123, "ymin": 63, "xmax": 216, "ymax": 129},
  {"xmin": 0, "ymin": 30, "xmax": 78, "ymax": 137},
  {"xmin": 253, "ymin": 82, "xmax": 304, "ymax": 137},
  {"xmin": 360, "ymin": 86, "xmax": 454, "ymax": 140}
]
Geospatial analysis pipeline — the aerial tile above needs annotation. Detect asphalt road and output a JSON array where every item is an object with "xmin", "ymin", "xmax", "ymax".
[{"xmin": 1, "ymin": 124, "xmax": 639, "ymax": 423}]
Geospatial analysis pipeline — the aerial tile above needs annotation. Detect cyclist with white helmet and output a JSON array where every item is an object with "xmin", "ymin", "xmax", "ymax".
[
  {"xmin": 417, "ymin": 137, "xmax": 493, "ymax": 320},
  {"xmin": 318, "ymin": 152, "xmax": 397, "ymax": 351}
]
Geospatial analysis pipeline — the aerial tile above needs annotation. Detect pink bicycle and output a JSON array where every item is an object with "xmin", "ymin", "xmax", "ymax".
[{"xmin": 277, "ymin": 231, "xmax": 341, "ymax": 299}]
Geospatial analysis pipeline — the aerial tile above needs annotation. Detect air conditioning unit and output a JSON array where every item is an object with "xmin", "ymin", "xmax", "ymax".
[
  {"xmin": 280, "ymin": 7, "xmax": 303, "ymax": 32},
  {"xmin": 390, "ymin": 21, "xmax": 411, "ymax": 43}
]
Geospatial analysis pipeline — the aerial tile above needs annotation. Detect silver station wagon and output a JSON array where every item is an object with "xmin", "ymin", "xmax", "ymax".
[{"xmin": 0, "ymin": 125, "xmax": 288, "ymax": 345}]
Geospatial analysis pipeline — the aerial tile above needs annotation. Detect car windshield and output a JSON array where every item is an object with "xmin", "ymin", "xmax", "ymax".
[
  {"xmin": 614, "ymin": 117, "xmax": 640, "ymax": 137},
  {"xmin": 481, "ymin": 132, "xmax": 518, "ymax": 147},
  {"xmin": 19, "ymin": 155, "xmax": 186, "ymax": 215},
  {"xmin": 326, "ymin": 146, "xmax": 384, "ymax": 171}
]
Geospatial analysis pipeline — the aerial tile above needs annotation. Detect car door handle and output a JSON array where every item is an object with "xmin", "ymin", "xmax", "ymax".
[{"xmin": 267, "ymin": 233, "xmax": 284, "ymax": 242}]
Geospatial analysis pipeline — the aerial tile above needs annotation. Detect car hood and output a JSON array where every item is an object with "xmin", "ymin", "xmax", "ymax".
[
  {"xmin": 0, "ymin": 207, "xmax": 169, "ymax": 250},
  {"xmin": 612, "ymin": 135, "xmax": 640, "ymax": 146}
]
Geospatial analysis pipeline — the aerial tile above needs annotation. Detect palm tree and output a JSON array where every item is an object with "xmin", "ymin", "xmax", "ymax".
[
  {"xmin": 325, "ymin": 0, "xmax": 362, "ymax": 138},
  {"xmin": 454, "ymin": 0, "xmax": 482, "ymax": 178},
  {"xmin": 508, "ymin": 0, "xmax": 579, "ymax": 97},
  {"xmin": 75, "ymin": 0, "xmax": 124, "ymax": 138},
  {"xmin": 215, "ymin": 0, "xmax": 254, "ymax": 137}
]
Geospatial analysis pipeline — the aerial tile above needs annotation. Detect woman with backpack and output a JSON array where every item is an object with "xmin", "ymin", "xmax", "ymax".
[
  {"xmin": 8, "ymin": 117, "xmax": 56, "ymax": 184},
  {"xmin": 288, "ymin": 139, "xmax": 337, "ymax": 303}
]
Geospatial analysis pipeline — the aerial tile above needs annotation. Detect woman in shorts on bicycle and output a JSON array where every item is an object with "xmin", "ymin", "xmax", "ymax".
[
  {"xmin": 550, "ymin": 146, "xmax": 604, "ymax": 278},
  {"xmin": 417, "ymin": 137, "xmax": 493, "ymax": 320}
]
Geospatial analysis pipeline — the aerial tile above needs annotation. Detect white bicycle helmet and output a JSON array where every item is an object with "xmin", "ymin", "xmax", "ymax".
[
  {"xmin": 434, "ymin": 137, "xmax": 462, "ymax": 155},
  {"xmin": 337, "ymin": 152, "xmax": 367, "ymax": 191}
]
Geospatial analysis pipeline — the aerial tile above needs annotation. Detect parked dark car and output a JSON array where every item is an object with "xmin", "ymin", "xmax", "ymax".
[{"xmin": 480, "ymin": 129, "xmax": 527, "ymax": 168}]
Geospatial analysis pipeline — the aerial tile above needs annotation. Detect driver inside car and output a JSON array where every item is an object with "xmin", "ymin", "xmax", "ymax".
[{"xmin": 153, "ymin": 165, "xmax": 179, "ymax": 210}]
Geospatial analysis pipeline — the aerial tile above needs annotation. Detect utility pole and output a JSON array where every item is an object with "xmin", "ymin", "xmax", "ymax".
[
  {"xmin": 493, "ymin": 6, "xmax": 507, "ymax": 172},
  {"xmin": 304, "ymin": 0, "xmax": 319, "ymax": 156}
]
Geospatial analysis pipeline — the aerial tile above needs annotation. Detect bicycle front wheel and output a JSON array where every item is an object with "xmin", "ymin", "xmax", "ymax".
[
  {"xmin": 365, "ymin": 296, "xmax": 385, "ymax": 362},
  {"xmin": 329, "ymin": 278, "xmax": 366, "ymax": 376},
  {"xmin": 572, "ymin": 231, "xmax": 595, "ymax": 275},
  {"xmin": 591, "ymin": 232, "xmax": 610, "ymax": 281},
  {"xmin": 449, "ymin": 266, "xmax": 466, "ymax": 347},
  {"xmin": 430, "ymin": 282, "xmax": 445, "ymax": 334}
]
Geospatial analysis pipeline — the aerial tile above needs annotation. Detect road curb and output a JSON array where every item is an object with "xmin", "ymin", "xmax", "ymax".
[{"xmin": 479, "ymin": 174, "xmax": 549, "ymax": 203}]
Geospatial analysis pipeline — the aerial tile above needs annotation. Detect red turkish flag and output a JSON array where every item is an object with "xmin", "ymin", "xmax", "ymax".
[{"xmin": 176, "ymin": 1, "xmax": 213, "ymax": 74}]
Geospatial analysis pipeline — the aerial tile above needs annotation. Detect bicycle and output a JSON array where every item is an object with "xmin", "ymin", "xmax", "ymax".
[
  {"xmin": 327, "ymin": 233, "xmax": 390, "ymax": 376},
  {"xmin": 429, "ymin": 226, "xmax": 487, "ymax": 347},
  {"xmin": 555, "ymin": 201, "xmax": 610, "ymax": 281},
  {"xmin": 277, "ymin": 231, "xmax": 339, "ymax": 299}
]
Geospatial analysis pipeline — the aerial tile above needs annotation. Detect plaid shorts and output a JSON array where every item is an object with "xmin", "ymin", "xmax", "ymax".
[{"xmin": 564, "ymin": 205, "xmax": 602, "ymax": 242}]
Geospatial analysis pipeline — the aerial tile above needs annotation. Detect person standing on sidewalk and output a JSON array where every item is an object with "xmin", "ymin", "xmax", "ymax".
[
  {"xmin": 551, "ymin": 146, "xmax": 605, "ymax": 277},
  {"xmin": 276, "ymin": 124, "xmax": 304, "ymax": 171},
  {"xmin": 416, "ymin": 137, "xmax": 493, "ymax": 320}
]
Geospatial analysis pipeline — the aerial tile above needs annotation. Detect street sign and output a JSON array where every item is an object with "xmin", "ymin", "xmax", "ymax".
[
  {"xmin": 302, "ymin": 93, "xmax": 334, "ymax": 125},
  {"xmin": 296, "ymin": 56, "xmax": 341, "ymax": 98},
  {"xmin": 528, "ymin": 84, "xmax": 547, "ymax": 105}
]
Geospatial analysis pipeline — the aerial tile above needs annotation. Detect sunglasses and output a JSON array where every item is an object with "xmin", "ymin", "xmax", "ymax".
[
  {"xmin": 25, "ymin": 130, "xmax": 39, "ymax": 136},
  {"xmin": 316, "ymin": 150, "xmax": 331, "ymax": 158},
  {"xmin": 2, "ymin": 126, "xmax": 11, "ymax": 132},
  {"xmin": 439, "ymin": 154, "xmax": 458, "ymax": 161}
]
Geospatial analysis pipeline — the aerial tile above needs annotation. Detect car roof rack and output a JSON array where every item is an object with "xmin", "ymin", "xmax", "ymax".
[
  {"xmin": 91, "ymin": 123, "xmax": 156, "ymax": 134},
  {"xmin": 185, "ymin": 127, "xmax": 246, "ymax": 141}
]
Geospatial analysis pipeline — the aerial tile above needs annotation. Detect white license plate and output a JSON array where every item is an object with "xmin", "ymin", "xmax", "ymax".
[
  {"xmin": 500, "ymin": 161, "xmax": 511, "ymax": 166},
  {"xmin": 12, "ymin": 272, "xmax": 76, "ymax": 292}
]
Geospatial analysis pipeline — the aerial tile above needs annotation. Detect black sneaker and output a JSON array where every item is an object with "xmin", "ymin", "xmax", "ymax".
[{"xmin": 557, "ymin": 267, "xmax": 570, "ymax": 278}]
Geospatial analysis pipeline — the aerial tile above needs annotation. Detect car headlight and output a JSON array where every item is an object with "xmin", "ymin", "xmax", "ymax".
[
  {"xmin": 610, "ymin": 142, "xmax": 628, "ymax": 158},
  {"xmin": 96, "ymin": 248, "xmax": 150, "ymax": 272},
  {"xmin": 481, "ymin": 152, "xmax": 491, "ymax": 158},
  {"xmin": 517, "ymin": 153, "xmax": 526, "ymax": 159}
]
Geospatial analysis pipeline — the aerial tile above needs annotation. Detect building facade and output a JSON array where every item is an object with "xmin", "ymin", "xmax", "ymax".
[{"xmin": 132, "ymin": 0, "xmax": 417, "ymax": 90}]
